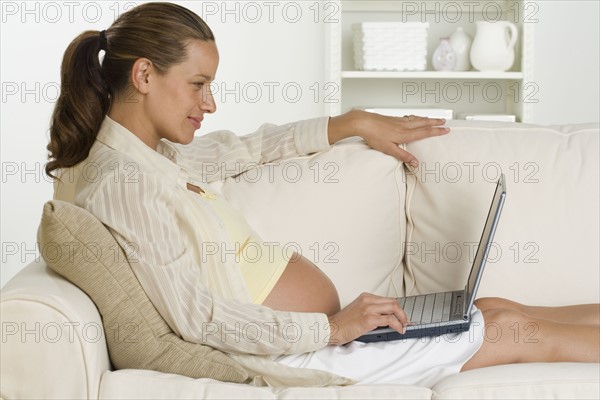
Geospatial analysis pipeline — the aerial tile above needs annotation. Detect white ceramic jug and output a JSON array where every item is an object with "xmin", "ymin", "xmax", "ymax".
[{"xmin": 470, "ymin": 21, "xmax": 518, "ymax": 72}]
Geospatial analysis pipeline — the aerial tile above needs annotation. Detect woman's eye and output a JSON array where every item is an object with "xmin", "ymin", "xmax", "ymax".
[{"xmin": 194, "ymin": 82, "xmax": 205, "ymax": 88}]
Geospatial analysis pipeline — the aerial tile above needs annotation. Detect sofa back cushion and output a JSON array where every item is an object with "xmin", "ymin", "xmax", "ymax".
[
  {"xmin": 404, "ymin": 121, "xmax": 599, "ymax": 305},
  {"xmin": 215, "ymin": 139, "xmax": 407, "ymax": 306},
  {"xmin": 37, "ymin": 200, "xmax": 248, "ymax": 382}
]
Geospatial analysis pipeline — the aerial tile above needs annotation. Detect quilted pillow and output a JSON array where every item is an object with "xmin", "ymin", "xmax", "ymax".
[{"xmin": 37, "ymin": 200, "xmax": 248, "ymax": 382}]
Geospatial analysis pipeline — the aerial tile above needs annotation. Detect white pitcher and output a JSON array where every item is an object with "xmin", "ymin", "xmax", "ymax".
[{"xmin": 470, "ymin": 21, "xmax": 518, "ymax": 72}]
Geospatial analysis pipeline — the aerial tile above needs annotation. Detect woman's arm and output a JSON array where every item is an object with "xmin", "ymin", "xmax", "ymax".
[
  {"xmin": 328, "ymin": 109, "xmax": 449, "ymax": 168},
  {"xmin": 174, "ymin": 110, "xmax": 449, "ymax": 183},
  {"xmin": 172, "ymin": 117, "xmax": 331, "ymax": 183},
  {"xmin": 260, "ymin": 252, "xmax": 410, "ymax": 346}
]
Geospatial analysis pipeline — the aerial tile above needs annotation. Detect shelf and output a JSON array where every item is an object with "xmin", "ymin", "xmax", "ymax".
[
  {"xmin": 342, "ymin": 71, "xmax": 524, "ymax": 80},
  {"xmin": 328, "ymin": 0, "xmax": 533, "ymax": 121},
  {"xmin": 342, "ymin": 0, "xmax": 515, "ymax": 13}
]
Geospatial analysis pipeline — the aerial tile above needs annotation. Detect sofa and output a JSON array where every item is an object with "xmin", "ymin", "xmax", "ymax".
[{"xmin": 1, "ymin": 119, "xmax": 599, "ymax": 399}]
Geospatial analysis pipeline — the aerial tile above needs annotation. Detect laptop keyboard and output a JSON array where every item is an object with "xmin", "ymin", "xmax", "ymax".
[{"xmin": 399, "ymin": 292, "xmax": 453, "ymax": 324}]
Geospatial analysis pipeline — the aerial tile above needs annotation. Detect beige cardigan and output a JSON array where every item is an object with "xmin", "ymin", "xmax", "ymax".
[{"xmin": 54, "ymin": 116, "xmax": 354, "ymax": 386}]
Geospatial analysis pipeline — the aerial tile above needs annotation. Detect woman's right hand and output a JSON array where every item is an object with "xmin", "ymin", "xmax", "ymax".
[{"xmin": 326, "ymin": 293, "xmax": 410, "ymax": 345}]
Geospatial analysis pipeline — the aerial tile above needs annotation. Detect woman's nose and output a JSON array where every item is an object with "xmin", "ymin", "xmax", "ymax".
[{"xmin": 201, "ymin": 86, "xmax": 217, "ymax": 114}]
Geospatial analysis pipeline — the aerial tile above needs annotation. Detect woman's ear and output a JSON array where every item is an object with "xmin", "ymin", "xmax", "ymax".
[{"xmin": 130, "ymin": 58, "xmax": 153, "ymax": 94}]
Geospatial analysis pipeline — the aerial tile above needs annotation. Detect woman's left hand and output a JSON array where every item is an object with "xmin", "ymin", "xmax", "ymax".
[{"xmin": 328, "ymin": 109, "xmax": 450, "ymax": 168}]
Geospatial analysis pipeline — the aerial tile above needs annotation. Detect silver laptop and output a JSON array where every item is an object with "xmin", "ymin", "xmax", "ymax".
[{"xmin": 357, "ymin": 173, "xmax": 507, "ymax": 342}]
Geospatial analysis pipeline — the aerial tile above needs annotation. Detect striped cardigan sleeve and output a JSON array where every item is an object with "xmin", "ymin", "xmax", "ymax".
[{"xmin": 172, "ymin": 117, "xmax": 332, "ymax": 183}]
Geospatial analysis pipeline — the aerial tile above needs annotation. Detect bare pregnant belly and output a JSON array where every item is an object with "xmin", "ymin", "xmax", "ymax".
[{"xmin": 261, "ymin": 253, "xmax": 341, "ymax": 316}]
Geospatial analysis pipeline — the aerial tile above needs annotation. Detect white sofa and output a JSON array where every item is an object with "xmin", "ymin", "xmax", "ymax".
[{"xmin": 2, "ymin": 120, "xmax": 599, "ymax": 399}]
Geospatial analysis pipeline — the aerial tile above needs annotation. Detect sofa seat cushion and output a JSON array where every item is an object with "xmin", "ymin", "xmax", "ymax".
[
  {"xmin": 432, "ymin": 363, "xmax": 600, "ymax": 399},
  {"xmin": 36, "ymin": 200, "xmax": 248, "ymax": 382},
  {"xmin": 98, "ymin": 369, "xmax": 433, "ymax": 399}
]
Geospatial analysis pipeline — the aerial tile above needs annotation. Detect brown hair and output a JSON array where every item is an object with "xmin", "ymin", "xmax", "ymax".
[{"xmin": 45, "ymin": 2, "xmax": 215, "ymax": 179}]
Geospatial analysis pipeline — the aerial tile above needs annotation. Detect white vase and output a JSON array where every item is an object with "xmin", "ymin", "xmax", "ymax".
[
  {"xmin": 470, "ymin": 21, "xmax": 518, "ymax": 72},
  {"xmin": 432, "ymin": 38, "xmax": 456, "ymax": 71},
  {"xmin": 449, "ymin": 27, "xmax": 472, "ymax": 71}
]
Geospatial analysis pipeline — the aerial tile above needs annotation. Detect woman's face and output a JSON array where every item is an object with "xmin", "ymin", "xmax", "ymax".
[{"xmin": 144, "ymin": 39, "xmax": 219, "ymax": 146}]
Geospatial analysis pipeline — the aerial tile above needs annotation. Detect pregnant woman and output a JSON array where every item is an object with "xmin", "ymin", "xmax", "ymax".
[{"xmin": 46, "ymin": 2, "xmax": 599, "ymax": 387}]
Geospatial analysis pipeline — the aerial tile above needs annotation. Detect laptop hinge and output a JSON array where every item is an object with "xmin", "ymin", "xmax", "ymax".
[{"xmin": 462, "ymin": 284, "xmax": 469, "ymax": 320}]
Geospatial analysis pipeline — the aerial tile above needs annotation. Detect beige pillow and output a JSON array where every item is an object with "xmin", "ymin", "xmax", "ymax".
[{"xmin": 37, "ymin": 200, "xmax": 248, "ymax": 382}]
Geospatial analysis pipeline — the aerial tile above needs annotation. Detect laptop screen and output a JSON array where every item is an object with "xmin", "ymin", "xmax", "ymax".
[{"xmin": 464, "ymin": 174, "xmax": 507, "ymax": 316}]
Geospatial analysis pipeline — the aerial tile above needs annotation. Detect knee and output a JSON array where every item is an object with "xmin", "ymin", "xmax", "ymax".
[
  {"xmin": 475, "ymin": 297, "xmax": 523, "ymax": 312},
  {"xmin": 482, "ymin": 308, "xmax": 531, "ymax": 333}
]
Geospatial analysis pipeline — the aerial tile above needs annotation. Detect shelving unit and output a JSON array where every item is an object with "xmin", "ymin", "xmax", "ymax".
[
  {"xmin": 341, "ymin": 71, "xmax": 524, "ymax": 79},
  {"xmin": 326, "ymin": 0, "xmax": 535, "ymax": 122}
]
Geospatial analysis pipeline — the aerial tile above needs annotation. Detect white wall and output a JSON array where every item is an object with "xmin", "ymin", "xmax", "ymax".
[
  {"xmin": 0, "ymin": 0, "xmax": 330, "ymax": 288},
  {"xmin": 1, "ymin": 0, "xmax": 599, "ymax": 288},
  {"xmin": 530, "ymin": 0, "xmax": 600, "ymax": 124}
]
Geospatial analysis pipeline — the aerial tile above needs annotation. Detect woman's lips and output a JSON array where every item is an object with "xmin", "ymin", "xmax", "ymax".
[{"xmin": 188, "ymin": 117, "xmax": 202, "ymax": 129}]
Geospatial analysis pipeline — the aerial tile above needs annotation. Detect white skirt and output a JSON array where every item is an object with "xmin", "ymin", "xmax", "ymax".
[{"xmin": 273, "ymin": 307, "xmax": 485, "ymax": 388}]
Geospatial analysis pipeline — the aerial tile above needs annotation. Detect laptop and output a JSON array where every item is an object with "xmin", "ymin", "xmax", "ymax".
[{"xmin": 356, "ymin": 173, "xmax": 507, "ymax": 342}]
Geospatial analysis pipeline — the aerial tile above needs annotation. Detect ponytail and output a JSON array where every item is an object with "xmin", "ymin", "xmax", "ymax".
[
  {"xmin": 46, "ymin": 30, "xmax": 110, "ymax": 179},
  {"xmin": 45, "ymin": 2, "xmax": 215, "ymax": 179}
]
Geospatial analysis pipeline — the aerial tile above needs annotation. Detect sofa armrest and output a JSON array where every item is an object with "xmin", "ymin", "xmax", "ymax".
[{"xmin": 1, "ymin": 260, "xmax": 111, "ymax": 400}]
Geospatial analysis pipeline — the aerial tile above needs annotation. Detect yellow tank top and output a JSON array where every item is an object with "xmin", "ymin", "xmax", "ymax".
[{"xmin": 188, "ymin": 183, "xmax": 290, "ymax": 304}]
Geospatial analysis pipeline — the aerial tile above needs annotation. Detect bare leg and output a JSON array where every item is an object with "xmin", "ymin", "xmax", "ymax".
[
  {"xmin": 462, "ymin": 308, "xmax": 600, "ymax": 371},
  {"xmin": 475, "ymin": 297, "xmax": 600, "ymax": 326}
]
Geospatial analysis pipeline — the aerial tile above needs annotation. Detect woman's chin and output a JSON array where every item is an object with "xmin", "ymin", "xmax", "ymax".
[{"xmin": 178, "ymin": 132, "xmax": 196, "ymax": 145}]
